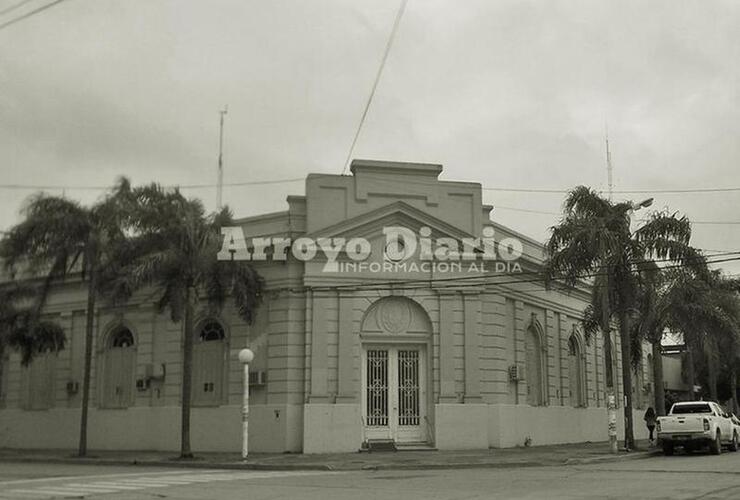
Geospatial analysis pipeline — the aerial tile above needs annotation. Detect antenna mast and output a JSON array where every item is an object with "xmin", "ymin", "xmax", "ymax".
[
  {"xmin": 217, "ymin": 105, "xmax": 228, "ymax": 210},
  {"xmin": 605, "ymin": 124, "xmax": 613, "ymax": 201}
]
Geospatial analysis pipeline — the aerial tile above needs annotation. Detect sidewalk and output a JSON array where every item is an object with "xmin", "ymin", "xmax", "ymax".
[{"xmin": 0, "ymin": 441, "xmax": 660, "ymax": 471}]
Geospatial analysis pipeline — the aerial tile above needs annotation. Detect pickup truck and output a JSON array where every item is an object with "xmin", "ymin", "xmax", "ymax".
[{"xmin": 657, "ymin": 401, "xmax": 738, "ymax": 455}]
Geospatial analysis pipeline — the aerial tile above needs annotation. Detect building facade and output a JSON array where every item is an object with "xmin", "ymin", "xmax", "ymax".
[{"xmin": 0, "ymin": 160, "xmax": 651, "ymax": 453}]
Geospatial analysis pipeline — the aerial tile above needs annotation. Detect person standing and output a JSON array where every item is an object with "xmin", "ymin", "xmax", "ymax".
[{"xmin": 644, "ymin": 407, "xmax": 657, "ymax": 445}]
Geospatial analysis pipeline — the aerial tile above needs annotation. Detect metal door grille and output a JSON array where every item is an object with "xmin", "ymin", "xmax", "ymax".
[
  {"xmin": 398, "ymin": 350, "xmax": 420, "ymax": 426},
  {"xmin": 366, "ymin": 350, "xmax": 388, "ymax": 426}
]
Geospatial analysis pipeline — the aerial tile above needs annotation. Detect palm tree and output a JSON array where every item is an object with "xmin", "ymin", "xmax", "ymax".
[
  {"xmin": 668, "ymin": 272, "xmax": 740, "ymax": 403},
  {"xmin": 630, "ymin": 264, "xmax": 727, "ymax": 415},
  {"xmin": 545, "ymin": 187, "xmax": 701, "ymax": 449},
  {"xmin": 0, "ymin": 283, "xmax": 66, "ymax": 366},
  {"xmin": 106, "ymin": 184, "xmax": 263, "ymax": 458},
  {"xmin": 706, "ymin": 275, "xmax": 740, "ymax": 407},
  {"xmin": 0, "ymin": 180, "xmax": 133, "ymax": 456},
  {"xmin": 630, "ymin": 263, "xmax": 669, "ymax": 415}
]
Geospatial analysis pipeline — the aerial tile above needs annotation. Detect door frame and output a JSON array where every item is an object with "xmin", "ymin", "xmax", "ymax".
[{"xmin": 360, "ymin": 340, "xmax": 430, "ymax": 444}]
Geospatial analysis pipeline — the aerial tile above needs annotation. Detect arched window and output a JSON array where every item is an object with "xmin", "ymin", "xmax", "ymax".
[
  {"xmin": 199, "ymin": 321, "xmax": 225, "ymax": 341},
  {"xmin": 568, "ymin": 335, "xmax": 585, "ymax": 407},
  {"xmin": 525, "ymin": 326, "xmax": 544, "ymax": 406},
  {"xmin": 193, "ymin": 319, "xmax": 226, "ymax": 406},
  {"xmin": 100, "ymin": 326, "xmax": 136, "ymax": 409}
]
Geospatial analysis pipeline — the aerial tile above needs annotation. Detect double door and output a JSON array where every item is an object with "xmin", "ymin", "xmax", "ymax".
[{"xmin": 362, "ymin": 345, "xmax": 426, "ymax": 443}]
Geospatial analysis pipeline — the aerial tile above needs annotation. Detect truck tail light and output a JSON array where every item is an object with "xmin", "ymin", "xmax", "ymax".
[
  {"xmin": 703, "ymin": 418, "xmax": 710, "ymax": 431},
  {"xmin": 656, "ymin": 421, "xmax": 661, "ymax": 432}
]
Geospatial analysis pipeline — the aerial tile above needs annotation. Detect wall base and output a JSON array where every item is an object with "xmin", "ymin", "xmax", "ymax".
[
  {"xmin": 302, "ymin": 403, "xmax": 361, "ymax": 454},
  {"xmin": 0, "ymin": 404, "xmax": 303, "ymax": 453},
  {"xmin": 434, "ymin": 403, "xmax": 488, "ymax": 449},
  {"xmin": 487, "ymin": 404, "xmax": 649, "ymax": 448}
]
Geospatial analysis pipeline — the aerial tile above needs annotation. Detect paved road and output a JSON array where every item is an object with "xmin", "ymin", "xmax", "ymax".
[{"xmin": 0, "ymin": 451, "xmax": 739, "ymax": 499}]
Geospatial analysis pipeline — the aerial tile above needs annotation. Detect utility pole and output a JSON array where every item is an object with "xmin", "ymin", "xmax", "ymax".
[{"xmin": 217, "ymin": 105, "xmax": 228, "ymax": 210}]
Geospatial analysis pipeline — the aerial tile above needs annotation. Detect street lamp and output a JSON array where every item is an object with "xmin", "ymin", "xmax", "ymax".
[
  {"xmin": 606, "ymin": 197, "xmax": 654, "ymax": 454},
  {"xmin": 631, "ymin": 198, "xmax": 654, "ymax": 211},
  {"xmin": 238, "ymin": 348, "xmax": 254, "ymax": 460}
]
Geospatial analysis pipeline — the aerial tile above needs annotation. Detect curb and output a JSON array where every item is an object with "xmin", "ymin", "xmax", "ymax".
[
  {"xmin": 359, "ymin": 460, "xmax": 548, "ymax": 471},
  {"xmin": 0, "ymin": 455, "xmax": 550, "ymax": 472},
  {"xmin": 0, "ymin": 449, "xmax": 662, "ymax": 472},
  {"xmin": 564, "ymin": 449, "xmax": 662, "ymax": 466},
  {"xmin": 0, "ymin": 456, "xmax": 332, "ymax": 472}
]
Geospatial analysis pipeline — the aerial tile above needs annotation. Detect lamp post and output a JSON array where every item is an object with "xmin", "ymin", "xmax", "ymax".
[
  {"xmin": 238, "ymin": 348, "xmax": 254, "ymax": 460},
  {"xmin": 614, "ymin": 197, "xmax": 654, "ymax": 453},
  {"xmin": 631, "ymin": 198, "xmax": 654, "ymax": 211},
  {"xmin": 606, "ymin": 197, "xmax": 654, "ymax": 454}
]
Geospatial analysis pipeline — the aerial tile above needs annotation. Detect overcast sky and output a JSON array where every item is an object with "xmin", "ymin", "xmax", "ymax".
[{"xmin": 0, "ymin": 0, "xmax": 738, "ymax": 273}]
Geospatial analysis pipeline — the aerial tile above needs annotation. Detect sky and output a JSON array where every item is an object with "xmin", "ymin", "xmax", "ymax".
[{"xmin": 0, "ymin": 0, "xmax": 739, "ymax": 274}]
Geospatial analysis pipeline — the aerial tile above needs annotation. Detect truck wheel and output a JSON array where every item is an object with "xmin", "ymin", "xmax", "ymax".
[
  {"xmin": 730, "ymin": 432, "xmax": 739, "ymax": 452},
  {"xmin": 710, "ymin": 431, "xmax": 722, "ymax": 455},
  {"xmin": 662, "ymin": 442, "xmax": 674, "ymax": 456}
]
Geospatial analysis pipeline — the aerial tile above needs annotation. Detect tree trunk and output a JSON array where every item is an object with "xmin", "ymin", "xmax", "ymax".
[
  {"xmin": 686, "ymin": 347, "xmax": 696, "ymax": 399},
  {"xmin": 603, "ymin": 333, "xmax": 614, "ymax": 389},
  {"xmin": 707, "ymin": 338, "xmax": 718, "ymax": 402},
  {"xmin": 619, "ymin": 310, "xmax": 635, "ymax": 450},
  {"xmin": 652, "ymin": 340, "xmax": 665, "ymax": 416},
  {"xmin": 601, "ymin": 281, "xmax": 614, "ymax": 390},
  {"xmin": 77, "ymin": 261, "xmax": 97, "ymax": 457},
  {"xmin": 731, "ymin": 362, "xmax": 738, "ymax": 414},
  {"xmin": 180, "ymin": 285, "xmax": 195, "ymax": 458}
]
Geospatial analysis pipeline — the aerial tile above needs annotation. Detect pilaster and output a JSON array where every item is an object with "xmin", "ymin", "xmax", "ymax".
[
  {"xmin": 336, "ymin": 293, "xmax": 356, "ymax": 402},
  {"xmin": 463, "ymin": 292, "xmax": 482, "ymax": 403},
  {"xmin": 438, "ymin": 292, "xmax": 456, "ymax": 403}
]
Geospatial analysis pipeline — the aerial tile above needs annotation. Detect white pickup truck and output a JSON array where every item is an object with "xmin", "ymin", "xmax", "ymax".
[{"xmin": 657, "ymin": 401, "xmax": 738, "ymax": 455}]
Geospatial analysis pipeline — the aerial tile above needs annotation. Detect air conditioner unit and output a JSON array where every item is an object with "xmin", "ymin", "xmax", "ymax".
[
  {"xmin": 508, "ymin": 365, "xmax": 525, "ymax": 382},
  {"xmin": 143, "ymin": 363, "xmax": 166, "ymax": 381},
  {"xmin": 249, "ymin": 371, "xmax": 267, "ymax": 386},
  {"xmin": 66, "ymin": 381, "xmax": 79, "ymax": 395}
]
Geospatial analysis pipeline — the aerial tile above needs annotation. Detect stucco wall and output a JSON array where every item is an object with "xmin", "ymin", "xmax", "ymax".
[{"xmin": 0, "ymin": 404, "xmax": 305, "ymax": 453}]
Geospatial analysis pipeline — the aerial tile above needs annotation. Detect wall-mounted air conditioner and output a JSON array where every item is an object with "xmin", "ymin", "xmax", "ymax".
[
  {"xmin": 508, "ymin": 365, "xmax": 525, "ymax": 382},
  {"xmin": 249, "ymin": 371, "xmax": 267, "ymax": 386}
]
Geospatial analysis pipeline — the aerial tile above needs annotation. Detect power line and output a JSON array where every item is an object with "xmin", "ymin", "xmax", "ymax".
[
  {"xmin": 482, "ymin": 186, "xmax": 740, "ymax": 195},
  {"xmin": 0, "ymin": 177, "xmax": 306, "ymax": 191},
  {"xmin": 6, "ymin": 176, "xmax": 740, "ymax": 225},
  {"xmin": 263, "ymin": 254, "xmax": 740, "ymax": 295},
  {"xmin": 340, "ymin": 0, "xmax": 407, "ymax": 175},
  {"xmin": 0, "ymin": 0, "xmax": 35, "ymax": 16},
  {"xmin": 6, "ymin": 173, "xmax": 740, "ymax": 197},
  {"xmin": 259, "ymin": 253, "xmax": 740, "ymax": 294},
  {"xmin": 684, "ymin": 221, "xmax": 740, "ymax": 226},
  {"xmin": 0, "ymin": 0, "xmax": 68, "ymax": 32},
  {"xmin": 495, "ymin": 205, "xmax": 740, "ymax": 226},
  {"xmin": 495, "ymin": 205, "xmax": 560, "ymax": 216}
]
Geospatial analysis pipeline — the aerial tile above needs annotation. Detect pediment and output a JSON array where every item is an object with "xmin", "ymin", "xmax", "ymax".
[
  {"xmin": 304, "ymin": 201, "xmax": 476, "ymax": 243},
  {"xmin": 299, "ymin": 201, "xmax": 492, "ymax": 281}
]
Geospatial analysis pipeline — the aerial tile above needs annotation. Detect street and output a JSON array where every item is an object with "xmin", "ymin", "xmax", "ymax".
[{"xmin": 1, "ymin": 452, "xmax": 739, "ymax": 500}]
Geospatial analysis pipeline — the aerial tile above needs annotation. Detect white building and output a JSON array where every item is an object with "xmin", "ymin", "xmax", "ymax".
[{"xmin": 0, "ymin": 160, "xmax": 651, "ymax": 453}]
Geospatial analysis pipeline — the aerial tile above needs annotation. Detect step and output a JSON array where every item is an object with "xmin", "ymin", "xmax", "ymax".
[
  {"xmin": 395, "ymin": 442, "xmax": 438, "ymax": 452},
  {"xmin": 360, "ymin": 440, "xmax": 437, "ymax": 453},
  {"xmin": 362, "ymin": 439, "xmax": 397, "ymax": 452}
]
